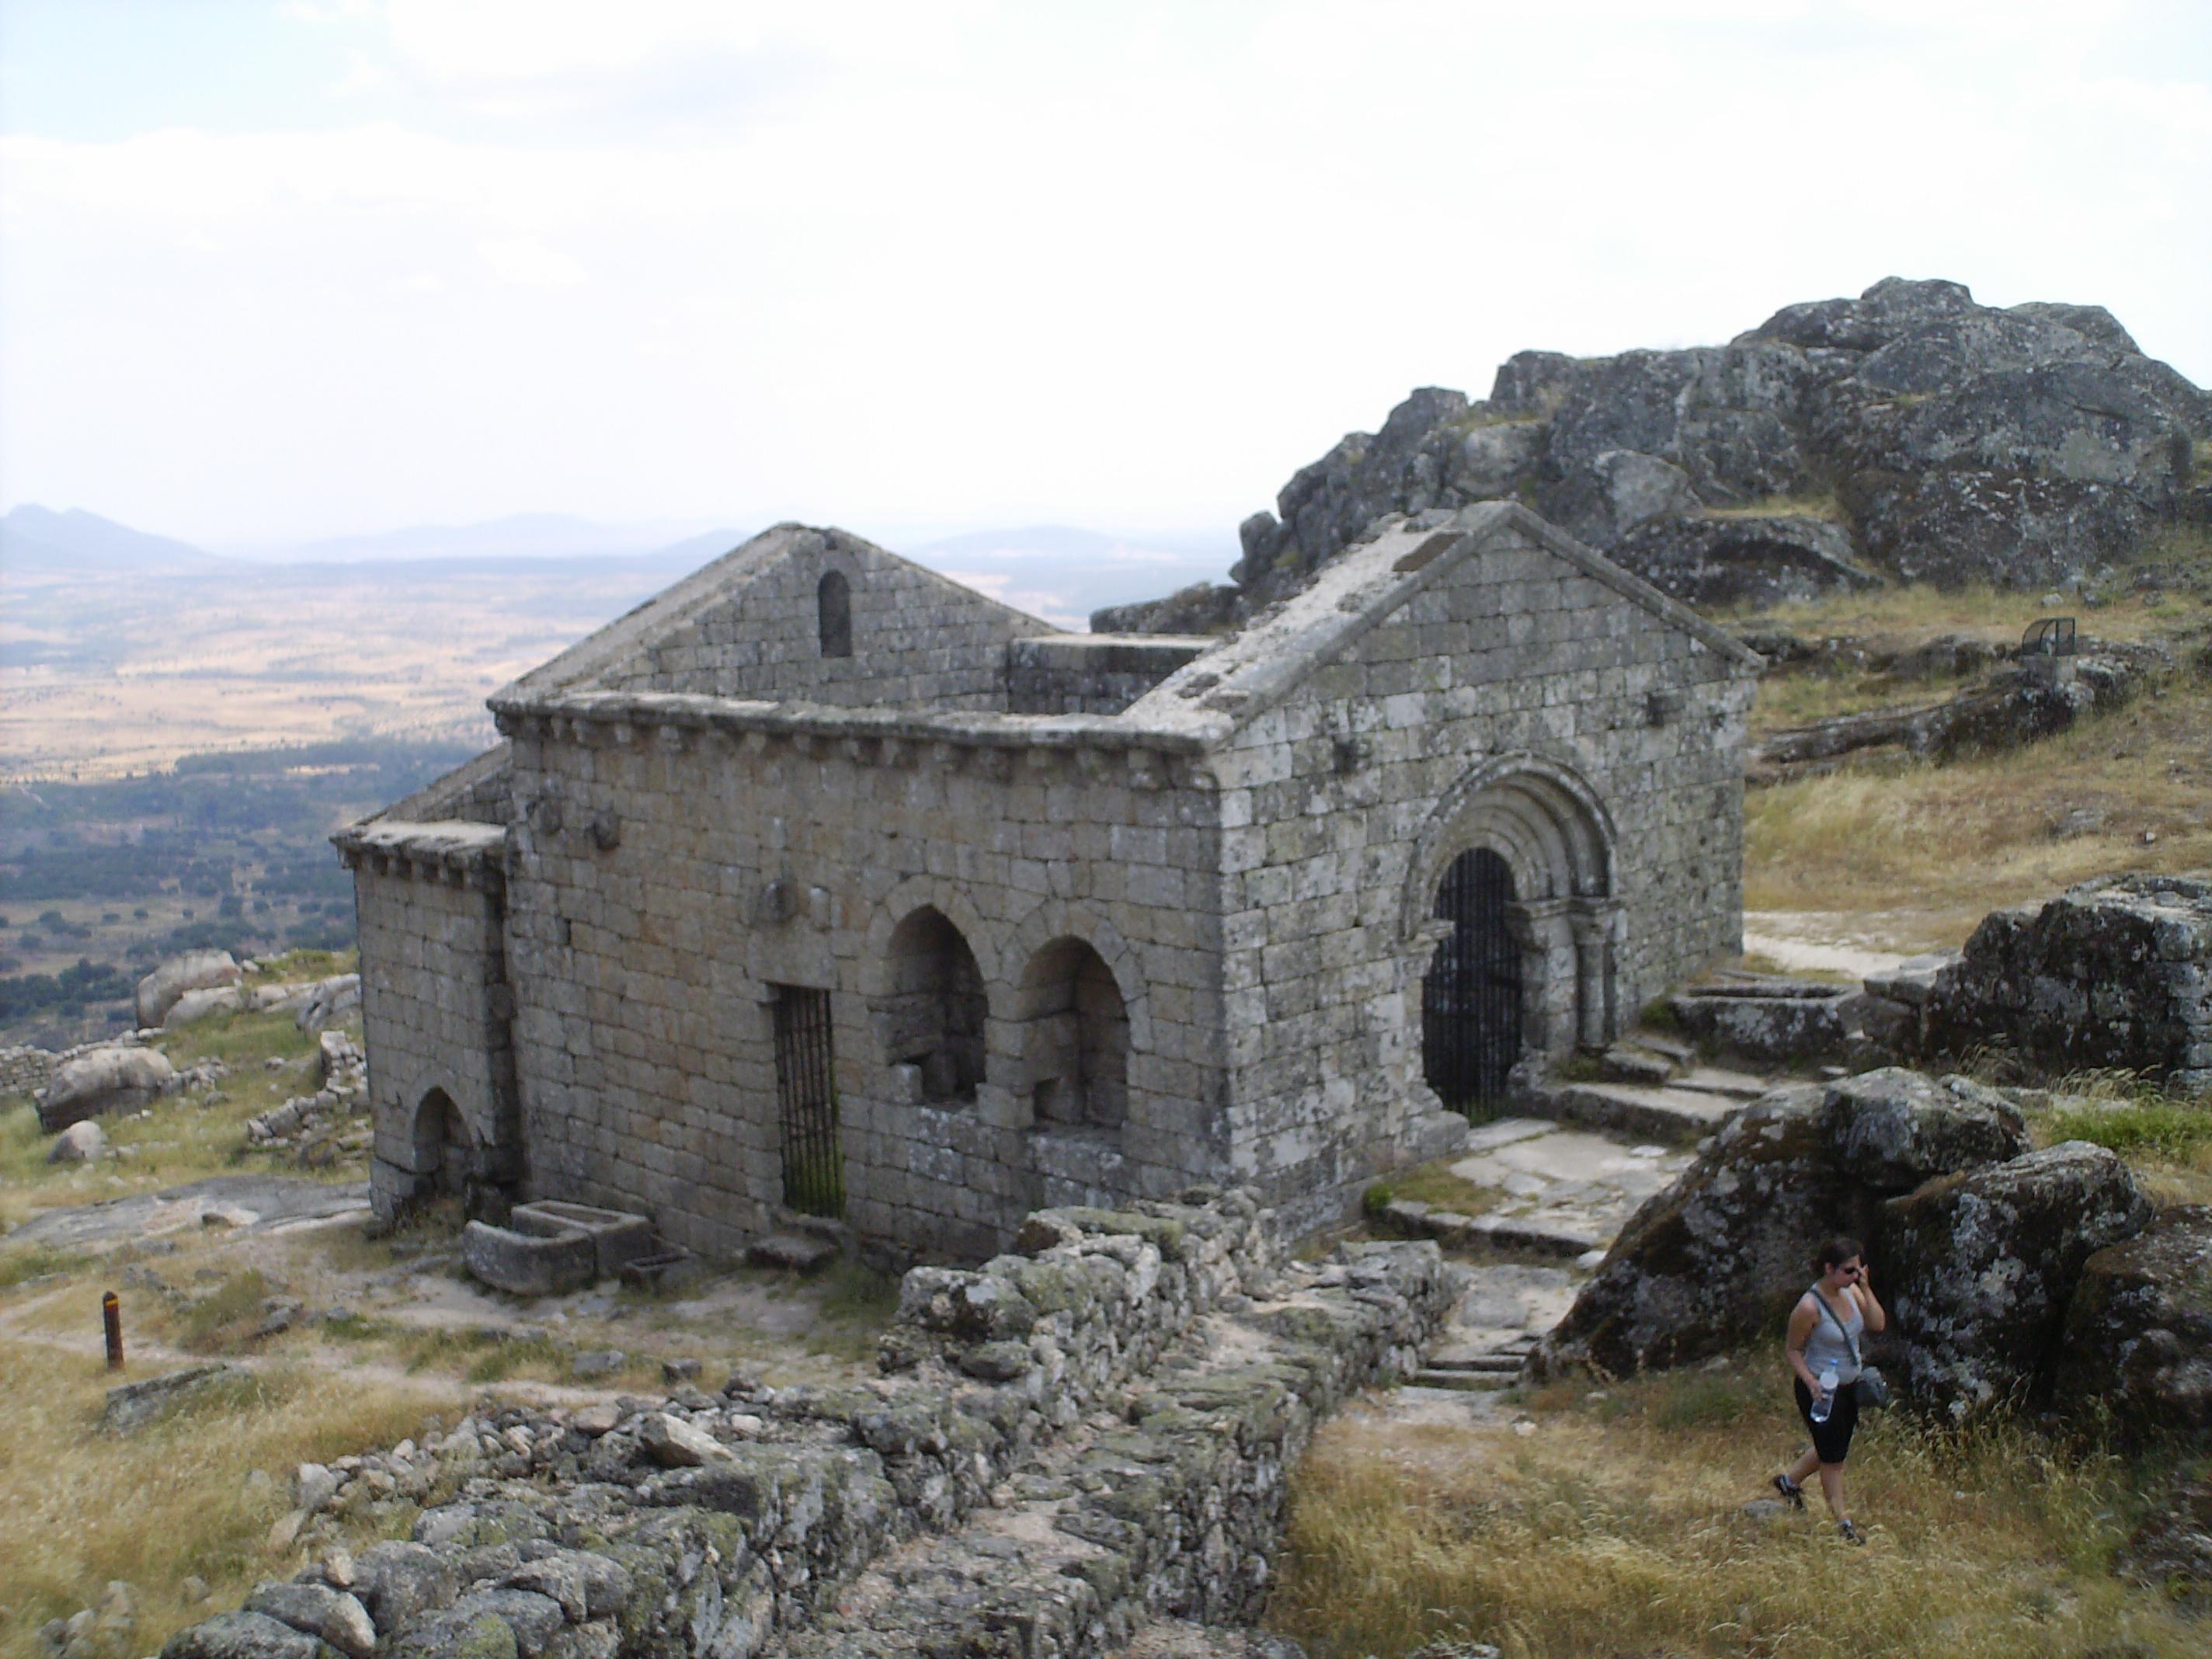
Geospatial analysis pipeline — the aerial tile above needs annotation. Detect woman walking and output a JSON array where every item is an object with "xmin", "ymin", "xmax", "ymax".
[{"xmin": 1772, "ymin": 1236, "xmax": 1886, "ymax": 1542}]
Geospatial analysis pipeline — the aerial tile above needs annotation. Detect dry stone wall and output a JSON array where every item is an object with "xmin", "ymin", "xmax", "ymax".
[{"xmin": 157, "ymin": 1191, "xmax": 1455, "ymax": 1659}]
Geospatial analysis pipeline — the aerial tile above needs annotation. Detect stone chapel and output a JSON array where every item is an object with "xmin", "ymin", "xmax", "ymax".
[{"xmin": 338, "ymin": 501, "xmax": 1757, "ymax": 1258}]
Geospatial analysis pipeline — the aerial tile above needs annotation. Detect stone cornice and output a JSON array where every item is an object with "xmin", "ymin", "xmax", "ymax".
[
  {"xmin": 485, "ymin": 687, "xmax": 1230, "ymax": 758},
  {"xmin": 332, "ymin": 819, "xmax": 506, "ymax": 890}
]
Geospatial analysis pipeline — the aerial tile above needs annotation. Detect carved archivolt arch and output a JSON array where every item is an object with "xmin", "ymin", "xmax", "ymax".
[
  {"xmin": 1400, "ymin": 752, "xmax": 1617, "ymax": 939},
  {"xmin": 1401, "ymin": 752, "xmax": 1625, "ymax": 1060}
]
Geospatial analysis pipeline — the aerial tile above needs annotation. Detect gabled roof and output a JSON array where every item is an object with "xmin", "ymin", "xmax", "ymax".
[
  {"xmin": 1124, "ymin": 502, "xmax": 1763, "ymax": 732},
  {"xmin": 497, "ymin": 521, "xmax": 1058, "ymax": 702}
]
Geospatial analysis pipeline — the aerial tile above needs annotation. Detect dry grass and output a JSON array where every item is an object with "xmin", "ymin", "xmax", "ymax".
[
  {"xmin": 1703, "ymin": 493, "xmax": 1843, "ymax": 522},
  {"xmin": 0, "ymin": 1341, "xmax": 467, "ymax": 1659},
  {"xmin": 1743, "ymin": 680, "xmax": 2212, "ymax": 942},
  {"xmin": 1270, "ymin": 1365, "xmax": 2200, "ymax": 1658},
  {"xmin": 1365, "ymin": 1161, "xmax": 1501, "ymax": 1220},
  {"xmin": 1749, "ymin": 670, "xmax": 1947, "ymax": 735},
  {"xmin": 1725, "ymin": 574, "xmax": 2206, "ymax": 652}
]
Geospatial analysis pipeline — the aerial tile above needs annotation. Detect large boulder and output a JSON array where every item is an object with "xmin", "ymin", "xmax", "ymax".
[
  {"xmin": 136, "ymin": 950, "xmax": 240, "ymax": 1029},
  {"xmin": 1917, "ymin": 875, "xmax": 2212, "ymax": 1090},
  {"xmin": 2050, "ymin": 1204, "xmax": 2212, "ymax": 1445},
  {"xmin": 165, "ymin": 986, "xmax": 245, "ymax": 1028},
  {"xmin": 1879, "ymin": 1142, "xmax": 2154, "ymax": 1417},
  {"xmin": 37, "ymin": 1045, "xmax": 176, "ymax": 1132},
  {"xmin": 1531, "ymin": 1069, "xmax": 2029, "ymax": 1377},
  {"xmin": 1102, "ymin": 276, "xmax": 2210, "ymax": 628},
  {"xmin": 295, "ymin": 975, "xmax": 361, "ymax": 1033},
  {"xmin": 1607, "ymin": 513, "xmax": 1879, "ymax": 608}
]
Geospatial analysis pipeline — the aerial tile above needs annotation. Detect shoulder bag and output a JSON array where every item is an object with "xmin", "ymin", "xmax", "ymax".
[{"xmin": 1815, "ymin": 1285, "xmax": 1892, "ymax": 1410}]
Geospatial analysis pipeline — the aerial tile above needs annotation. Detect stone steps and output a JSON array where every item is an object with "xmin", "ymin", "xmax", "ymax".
[
  {"xmin": 1527, "ymin": 1079, "xmax": 1741, "ymax": 1145},
  {"xmin": 1409, "ymin": 1365, "xmax": 1516, "ymax": 1391}
]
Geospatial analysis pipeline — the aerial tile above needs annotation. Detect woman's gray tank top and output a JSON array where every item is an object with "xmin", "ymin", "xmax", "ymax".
[{"xmin": 1803, "ymin": 1287, "xmax": 1863, "ymax": 1382}]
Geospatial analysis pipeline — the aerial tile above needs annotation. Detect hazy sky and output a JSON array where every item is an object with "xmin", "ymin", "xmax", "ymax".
[{"xmin": 3, "ymin": 0, "xmax": 2207, "ymax": 551}]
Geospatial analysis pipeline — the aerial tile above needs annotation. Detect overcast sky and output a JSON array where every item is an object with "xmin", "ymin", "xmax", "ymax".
[{"xmin": 2, "ymin": 0, "xmax": 2207, "ymax": 552}]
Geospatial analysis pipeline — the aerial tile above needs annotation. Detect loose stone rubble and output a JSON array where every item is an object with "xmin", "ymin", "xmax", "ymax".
[
  {"xmin": 245, "ymin": 1031, "xmax": 370, "ymax": 1164},
  {"xmin": 159, "ymin": 1189, "xmax": 1453, "ymax": 1659}
]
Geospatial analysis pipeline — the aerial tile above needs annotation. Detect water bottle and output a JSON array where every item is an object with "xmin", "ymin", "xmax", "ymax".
[{"xmin": 1810, "ymin": 1366, "xmax": 1838, "ymax": 1424}]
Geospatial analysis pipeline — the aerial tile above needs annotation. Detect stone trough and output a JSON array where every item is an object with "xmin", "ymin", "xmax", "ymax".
[{"xmin": 462, "ymin": 1202, "xmax": 656, "ymax": 1297}]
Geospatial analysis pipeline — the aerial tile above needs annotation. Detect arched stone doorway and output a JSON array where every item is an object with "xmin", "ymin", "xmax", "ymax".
[
  {"xmin": 1421, "ymin": 847, "xmax": 1523, "ymax": 1108},
  {"xmin": 1014, "ymin": 936, "xmax": 1129, "ymax": 1132},
  {"xmin": 411, "ymin": 1087, "xmax": 472, "ymax": 1195},
  {"xmin": 1409, "ymin": 758, "xmax": 1623, "ymax": 1100}
]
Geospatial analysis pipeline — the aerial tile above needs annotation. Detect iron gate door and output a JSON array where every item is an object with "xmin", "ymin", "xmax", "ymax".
[
  {"xmin": 770, "ymin": 985, "xmax": 845, "ymax": 1218},
  {"xmin": 1421, "ymin": 847, "xmax": 1522, "ymax": 1110}
]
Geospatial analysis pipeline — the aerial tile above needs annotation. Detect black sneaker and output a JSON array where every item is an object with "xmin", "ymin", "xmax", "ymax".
[
  {"xmin": 1772, "ymin": 1474, "xmax": 1805, "ymax": 1510},
  {"xmin": 1838, "ymin": 1519, "xmax": 1866, "ymax": 1545}
]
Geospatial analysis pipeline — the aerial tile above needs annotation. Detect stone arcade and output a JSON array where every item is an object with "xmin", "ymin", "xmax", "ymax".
[{"xmin": 337, "ymin": 502, "xmax": 1757, "ymax": 1259}]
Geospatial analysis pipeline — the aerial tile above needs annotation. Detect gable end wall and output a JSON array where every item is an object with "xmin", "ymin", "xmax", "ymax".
[
  {"xmin": 1209, "ymin": 523, "xmax": 1752, "ymax": 1229},
  {"xmin": 596, "ymin": 536, "xmax": 1057, "ymax": 709}
]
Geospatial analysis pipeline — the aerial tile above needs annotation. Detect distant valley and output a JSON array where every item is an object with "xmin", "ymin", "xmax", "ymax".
[{"xmin": 0, "ymin": 506, "xmax": 1235, "ymax": 782}]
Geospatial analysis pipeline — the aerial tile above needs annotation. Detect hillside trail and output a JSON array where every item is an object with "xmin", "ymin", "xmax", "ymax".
[{"xmin": 1376, "ymin": 1042, "xmax": 1788, "ymax": 1429}]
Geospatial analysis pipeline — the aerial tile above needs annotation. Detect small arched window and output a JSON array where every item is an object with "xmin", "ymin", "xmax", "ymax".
[{"xmin": 817, "ymin": 570, "xmax": 853, "ymax": 658}]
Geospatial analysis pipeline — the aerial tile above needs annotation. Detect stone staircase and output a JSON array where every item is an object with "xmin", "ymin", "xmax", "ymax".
[{"xmin": 1393, "ymin": 1038, "xmax": 1786, "ymax": 1397}]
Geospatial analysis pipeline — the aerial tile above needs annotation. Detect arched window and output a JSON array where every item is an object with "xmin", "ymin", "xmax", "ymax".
[
  {"xmin": 1014, "ymin": 937, "xmax": 1128, "ymax": 1131},
  {"xmin": 817, "ymin": 569, "xmax": 853, "ymax": 658},
  {"xmin": 875, "ymin": 906, "xmax": 987, "ymax": 1103}
]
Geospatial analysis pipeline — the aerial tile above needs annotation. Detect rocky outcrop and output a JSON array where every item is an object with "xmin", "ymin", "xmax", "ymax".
[
  {"xmin": 136, "ymin": 951, "xmax": 241, "ymax": 1029},
  {"xmin": 1878, "ymin": 1142, "xmax": 2153, "ymax": 1417},
  {"xmin": 1532, "ymin": 1069, "xmax": 2029, "ymax": 1376},
  {"xmin": 159, "ymin": 1189, "xmax": 1454, "ymax": 1659},
  {"xmin": 1747, "ymin": 645, "xmax": 2163, "ymax": 781},
  {"xmin": 1536, "ymin": 1066, "xmax": 2182, "ymax": 1424},
  {"xmin": 165, "ymin": 986, "xmax": 245, "ymax": 1028},
  {"xmin": 294, "ymin": 976, "xmax": 361, "ymax": 1034},
  {"xmin": 37, "ymin": 1044, "xmax": 177, "ymax": 1132},
  {"xmin": 1608, "ymin": 513, "xmax": 1877, "ymax": 609},
  {"xmin": 1914, "ymin": 875, "xmax": 2212, "ymax": 1090},
  {"xmin": 2051, "ymin": 1204, "xmax": 2212, "ymax": 1444},
  {"xmin": 1099, "ymin": 278, "xmax": 2210, "ymax": 629}
]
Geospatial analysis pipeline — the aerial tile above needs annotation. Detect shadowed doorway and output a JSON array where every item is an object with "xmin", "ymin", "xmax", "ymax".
[{"xmin": 1422, "ymin": 847, "xmax": 1522, "ymax": 1109}]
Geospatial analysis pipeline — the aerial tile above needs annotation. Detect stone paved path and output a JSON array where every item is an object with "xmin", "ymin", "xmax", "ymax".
[{"xmin": 1396, "ymin": 1062, "xmax": 1782, "ymax": 1402}]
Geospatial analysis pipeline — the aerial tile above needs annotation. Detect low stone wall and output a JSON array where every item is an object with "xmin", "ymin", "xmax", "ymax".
[
  {"xmin": 0, "ymin": 1043, "xmax": 61, "ymax": 1097},
  {"xmin": 160, "ymin": 1188, "xmax": 1454, "ymax": 1659}
]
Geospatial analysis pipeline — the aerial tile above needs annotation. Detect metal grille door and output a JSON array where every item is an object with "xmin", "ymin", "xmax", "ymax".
[
  {"xmin": 770, "ymin": 985, "xmax": 844, "ymax": 1217},
  {"xmin": 1421, "ymin": 848, "xmax": 1522, "ymax": 1111}
]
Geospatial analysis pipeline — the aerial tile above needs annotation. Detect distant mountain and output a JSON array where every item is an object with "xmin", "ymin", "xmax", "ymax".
[
  {"xmin": 0, "ymin": 506, "xmax": 233, "ymax": 575},
  {"xmin": 0, "ymin": 505, "xmax": 1237, "ymax": 633},
  {"xmin": 903, "ymin": 525, "xmax": 1233, "ymax": 626},
  {"xmin": 259, "ymin": 513, "xmax": 729, "ymax": 565}
]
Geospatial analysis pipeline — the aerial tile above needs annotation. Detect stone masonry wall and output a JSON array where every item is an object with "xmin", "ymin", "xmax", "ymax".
[
  {"xmin": 499, "ymin": 715, "xmax": 1230, "ymax": 1261},
  {"xmin": 1207, "ymin": 517, "xmax": 1751, "ymax": 1230},
  {"xmin": 1006, "ymin": 636, "xmax": 1211, "ymax": 715},
  {"xmin": 596, "ymin": 529, "xmax": 1056, "ymax": 711},
  {"xmin": 157, "ymin": 1192, "xmax": 1455, "ymax": 1659},
  {"xmin": 354, "ymin": 853, "xmax": 518, "ymax": 1219}
]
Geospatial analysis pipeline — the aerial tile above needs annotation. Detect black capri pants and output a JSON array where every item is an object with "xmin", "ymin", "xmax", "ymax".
[{"xmin": 1793, "ymin": 1377, "xmax": 1859, "ymax": 1464}]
